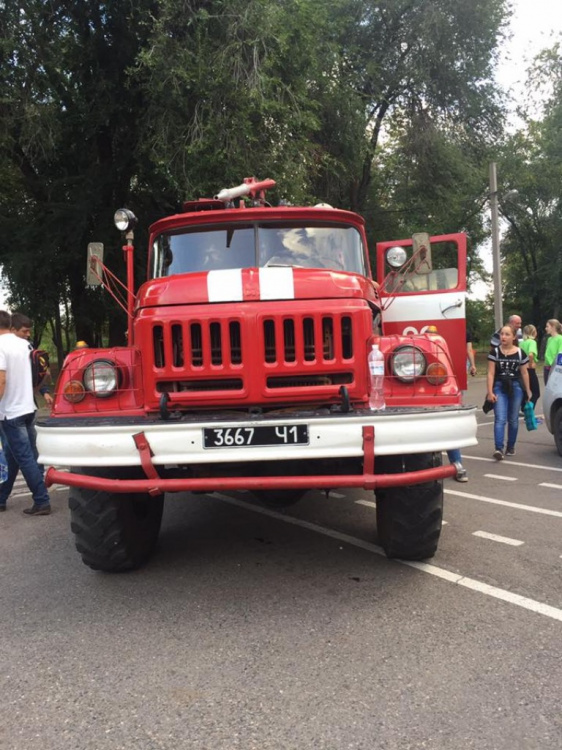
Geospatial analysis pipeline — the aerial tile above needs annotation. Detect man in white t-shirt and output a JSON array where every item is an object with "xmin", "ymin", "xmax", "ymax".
[
  {"xmin": 11, "ymin": 312, "xmax": 54, "ymax": 406},
  {"xmin": 0, "ymin": 310, "xmax": 51, "ymax": 515}
]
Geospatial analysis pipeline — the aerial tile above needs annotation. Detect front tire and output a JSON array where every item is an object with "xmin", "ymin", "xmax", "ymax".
[
  {"xmin": 375, "ymin": 453, "xmax": 443, "ymax": 560},
  {"xmin": 69, "ymin": 469, "xmax": 164, "ymax": 572}
]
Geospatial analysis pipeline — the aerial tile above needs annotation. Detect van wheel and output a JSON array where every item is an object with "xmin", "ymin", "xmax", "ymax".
[
  {"xmin": 554, "ymin": 406, "xmax": 562, "ymax": 457},
  {"xmin": 375, "ymin": 453, "xmax": 443, "ymax": 560},
  {"xmin": 68, "ymin": 470, "xmax": 164, "ymax": 572}
]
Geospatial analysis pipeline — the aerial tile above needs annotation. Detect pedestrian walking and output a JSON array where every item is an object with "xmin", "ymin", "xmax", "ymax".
[
  {"xmin": 543, "ymin": 319, "xmax": 562, "ymax": 384},
  {"xmin": 3, "ymin": 313, "xmax": 52, "ymax": 491},
  {"xmin": 446, "ymin": 327, "xmax": 476, "ymax": 482},
  {"xmin": 446, "ymin": 449, "xmax": 467, "ymax": 481},
  {"xmin": 487, "ymin": 324, "xmax": 532, "ymax": 460},
  {"xmin": 491, "ymin": 314, "xmax": 522, "ymax": 347},
  {"xmin": 10, "ymin": 312, "xmax": 32, "ymax": 341},
  {"xmin": 466, "ymin": 327, "xmax": 477, "ymax": 377},
  {"xmin": 0, "ymin": 311, "xmax": 51, "ymax": 515},
  {"xmin": 511, "ymin": 314, "xmax": 523, "ymax": 342},
  {"xmin": 519, "ymin": 324, "xmax": 540, "ymax": 409},
  {"xmin": 11, "ymin": 312, "xmax": 53, "ymax": 406}
]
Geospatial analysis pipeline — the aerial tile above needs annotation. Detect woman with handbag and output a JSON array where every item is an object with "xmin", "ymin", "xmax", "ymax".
[{"xmin": 487, "ymin": 324, "xmax": 532, "ymax": 460}]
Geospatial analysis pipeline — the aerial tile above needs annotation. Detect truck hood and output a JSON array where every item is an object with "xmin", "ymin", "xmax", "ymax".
[{"xmin": 136, "ymin": 267, "xmax": 379, "ymax": 308}]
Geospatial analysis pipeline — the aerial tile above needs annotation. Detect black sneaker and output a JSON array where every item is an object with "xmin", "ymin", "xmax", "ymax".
[
  {"xmin": 505, "ymin": 447, "xmax": 516, "ymax": 456},
  {"xmin": 23, "ymin": 504, "xmax": 51, "ymax": 516},
  {"xmin": 493, "ymin": 449, "xmax": 504, "ymax": 461}
]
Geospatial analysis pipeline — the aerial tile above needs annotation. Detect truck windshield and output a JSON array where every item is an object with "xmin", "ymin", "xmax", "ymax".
[{"xmin": 151, "ymin": 223, "xmax": 366, "ymax": 277}]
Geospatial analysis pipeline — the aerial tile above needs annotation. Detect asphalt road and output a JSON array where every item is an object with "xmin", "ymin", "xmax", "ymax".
[{"xmin": 1, "ymin": 378, "xmax": 561, "ymax": 750}]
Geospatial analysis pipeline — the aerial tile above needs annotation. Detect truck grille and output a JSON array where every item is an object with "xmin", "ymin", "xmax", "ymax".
[
  {"xmin": 146, "ymin": 308, "xmax": 363, "ymax": 402},
  {"xmin": 263, "ymin": 315, "xmax": 353, "ymax": 363},
  {"xmin": 157, "ymin": 378, "xmax": 243, "ymax": 392},
  {"xmin": 266, "ymin": 373, "xmax": 353, "ymax": 388},
  {"xmin": 153, "ymin": 321, "xmax": 243, "ymax": 369},
  {"xmin": 152, "ymin": 315, "xmax": 353, "ymax": 370}
]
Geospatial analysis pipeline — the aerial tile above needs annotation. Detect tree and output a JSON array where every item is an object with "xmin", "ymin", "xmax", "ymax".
[
  {"xmin": 0, "ymin": 1, "xmax": 158, "ymax": 351},
  {"xmin": 0, "ymin": 0, "xmax": 512, "ymax": 356},
  {"xmin": 134, "ymin": 0, "xmax": 329, "ymax": 202},
  {"xmin": 306, "ymin": 0, "xmax": 509, "ymax": 213},
  {"xmin": 497, "ymin": 42, "xmax": 562, "ymax": 337}
]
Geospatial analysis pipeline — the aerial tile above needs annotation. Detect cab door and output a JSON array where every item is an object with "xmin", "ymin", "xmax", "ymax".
[{"xmin": 376, "ymin": 233, "xmax": 468, "ymax": 390}]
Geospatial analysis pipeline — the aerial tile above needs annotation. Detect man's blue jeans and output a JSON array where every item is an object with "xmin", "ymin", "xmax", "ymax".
[
  {"xmin": 0, "ymin": 413, "xmax": 50, "ymax": 507},
  {"xmin": 447, "ymin": 448, "xmax": 462, "ymax": 464},
  {"xmin": 493, "ymin": 379, "xmax": 523, "ymax": 451}
]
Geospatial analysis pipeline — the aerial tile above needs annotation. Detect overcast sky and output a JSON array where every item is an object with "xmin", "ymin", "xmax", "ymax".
[{"xmin": 496, "ymin": 0, "xmax": 562, "ymax": 95}]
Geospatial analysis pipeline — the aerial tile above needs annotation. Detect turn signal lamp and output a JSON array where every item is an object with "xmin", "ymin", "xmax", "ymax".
[
  {"xmin": 426, "ymin": 325, "xmax": 438, "ymax": 333},
  {"xmin": 63, "ymin": 380, "xmax": 86, "ymax": 403},
  {"xmin": 426, "ymin": 362, "xmax": 448, "ymax": 385}
]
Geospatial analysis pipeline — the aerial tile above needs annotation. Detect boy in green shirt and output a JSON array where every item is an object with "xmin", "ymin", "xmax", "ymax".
[{"xmin": 544, "ymin": 319, "xmax": 562, "ymax": 384}]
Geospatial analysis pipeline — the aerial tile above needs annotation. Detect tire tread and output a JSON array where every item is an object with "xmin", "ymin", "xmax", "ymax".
[
  {"xmin": 68, "ymin": 480, "xmax": 164, "ymax": 572},
  {"xmin": 376, "ymin": 453, "xmax": 443, "ymax": 560}
]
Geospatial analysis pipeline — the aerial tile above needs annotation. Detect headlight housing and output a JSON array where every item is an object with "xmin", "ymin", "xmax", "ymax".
[
  {"xmin": 83, "ymin": 359, "xmax": 119, "ymax": 397},
  {"xmin": 386, "ymin": 246, "xmax": 408, "ymax": 268},
  {"xmin": 392, "ymin": 346, "xmax": 426, "ymax": 382},
  {"xmin": 114, "ymin": 208, "xmax": 137, "ymax": 232}
]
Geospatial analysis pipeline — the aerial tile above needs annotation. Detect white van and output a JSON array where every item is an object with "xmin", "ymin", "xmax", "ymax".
[{"xmin": 543, "ymin": 352, "xmax": 562, "ymax": 456}]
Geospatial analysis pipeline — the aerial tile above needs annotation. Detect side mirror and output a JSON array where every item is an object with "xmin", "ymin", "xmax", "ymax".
[
  {"xmin": 412, "ymin": 232, "xmax": 432, "ymax": 274},
  {"xmin": 86, "ymin": 242, "xmax": 104, "ymax": 286}
]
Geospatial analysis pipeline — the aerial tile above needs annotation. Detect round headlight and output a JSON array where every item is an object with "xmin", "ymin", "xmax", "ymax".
[
  {"xmin": 392, "ymin": 346, "xmax": 426, "ymax": 382},
  {"xmin": 114, "ymin": 208, "xmax": 137, "ymax": 232},
  {"xmin": 83, "ymin": 360, "xmax": 119, "ymax": 397},
  {"xmin": 386, "ymin": 246, "xmax": 408, "ymax": 268}
]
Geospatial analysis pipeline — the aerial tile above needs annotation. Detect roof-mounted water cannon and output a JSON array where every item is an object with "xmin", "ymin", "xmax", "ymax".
[{"xmin": 214, "ymin": 177, "xmax": 276, "ymax": 206}]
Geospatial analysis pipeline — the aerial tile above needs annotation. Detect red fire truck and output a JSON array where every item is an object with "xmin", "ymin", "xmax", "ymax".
[{"xmin": 36, "ymin": 178, "xmax": 477, "ymax": 572}]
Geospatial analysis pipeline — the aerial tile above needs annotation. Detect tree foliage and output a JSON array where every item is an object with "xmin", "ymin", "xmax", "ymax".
[
  {"xmin": 0, "ymin": 0, "xmax": 511, "ymax": 359},
  {"xmin": 497, "ymin": 41, "xmax": 562, "ymax": 340}
]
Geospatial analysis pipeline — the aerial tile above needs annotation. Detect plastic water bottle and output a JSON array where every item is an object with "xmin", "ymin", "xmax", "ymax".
[
  {"xmin": 523, "ymin": 401, "xmax": 537, "ymax": 431},
  {"xmin": 0, "ymin": 449, "xmax": 7, "ymax": 483},
  {"xmin": 368, "ymin": 343, "xmax": 386, "ymax": 411}
]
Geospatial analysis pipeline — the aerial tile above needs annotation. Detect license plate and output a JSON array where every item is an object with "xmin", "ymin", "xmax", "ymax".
[{"xmin": 203, "ymin": 424, "xmax": 309, "ymax": 449}]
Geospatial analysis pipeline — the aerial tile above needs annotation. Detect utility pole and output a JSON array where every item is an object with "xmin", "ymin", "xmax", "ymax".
[{"xmin": 489, "ymin": 162, "xmax": 503, "ymax": 330}]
